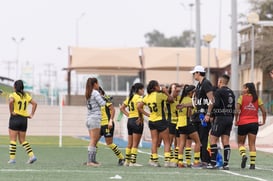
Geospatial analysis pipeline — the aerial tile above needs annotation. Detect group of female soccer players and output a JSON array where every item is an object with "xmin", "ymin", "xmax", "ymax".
[
  {"xmin": 84, "ymin": 75, "xmax": 267, "ymax": 170},
  {"xmin": 119, "ymin": 80, "xmax": 202, "ymax": 168}
]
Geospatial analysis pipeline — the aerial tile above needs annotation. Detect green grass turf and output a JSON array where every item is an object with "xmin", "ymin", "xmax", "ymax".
[{"xmin": 0, "ymin": 136, "xmax": 272, "ymax": 181}]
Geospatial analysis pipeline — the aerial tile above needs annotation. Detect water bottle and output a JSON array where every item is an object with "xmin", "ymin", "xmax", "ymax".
[
  {"xmin": 216, "ymin": 149, "xmax": 223, "ymax": 167},
  {"xmin": 117, "ymin": 111, "xmax": 123, "ymax": 122},
  {"xmin": 199, "ymin": 113, "xmax": 207, "ymax": 127}
]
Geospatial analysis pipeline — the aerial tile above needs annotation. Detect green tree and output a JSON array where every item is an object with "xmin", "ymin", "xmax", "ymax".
[
  {"xmin": 144, "ymin": 29, "xmax": 195, "ymax": 47},
  {"xmin": 248, "ymin": 0, "xmax": 273, "ymax": 72},
  {"xmin": 248, "ymin": 0, "xmax": 273, "ymax": 20}
]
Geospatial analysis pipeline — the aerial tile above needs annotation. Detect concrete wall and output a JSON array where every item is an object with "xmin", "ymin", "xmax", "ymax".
[
  {"xmin": 65, "ymin": 95, "xmax": 126, "ymax": 107},
  {"xmin": 0, "ymin": 104, "xmax": 272, "ymax": 147},
  {"xmin": 0, "ymin": 104, "xmax": 87, "ymax": 136}
]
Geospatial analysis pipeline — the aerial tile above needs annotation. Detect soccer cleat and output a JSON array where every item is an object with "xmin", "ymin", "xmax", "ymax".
[
  {"xmin": 241, "ymin": 155, "xmax": 247, "ymax": 169},
  {"xmin": 118, "ymin": 159, "xmax": 125, "ymax": 166},
  {"xmin": 26, "ymin": 156, "xmax": 37, "ymax": 164},
  {"xmin": 223, "ymin": 165, "xmax": 230, "ymax": 170},
  {"xmin": 177, "ymin": 162, "xmax": 185, "ymax": 168},
  {"xmin": 164, "ymin": 161, "xmax": 170, "ymax": 167},
  {"xmin": 249, "ymin": 164, "xmax": 255, "ymax": 170},
  {"xmin": 86, "ymin": 161, "xmax": 101, "ymax": 167},
  {"xmin": 168, "ymin": 161, "xmax": 178, "ymax": 168},
  {"xmin": 205, "ymin": 163, "xmax": 217, "ymax": 169},
  {"xmin": 148, "ymin": 160, "xmax": 161, "ymax": 167},
  {"xmin": 192, "ymin": 162, "xmax": 203, "ymax": 169},
  {"xmin": 129, "ymin": 162, "xmax": 143, "ymax": 167},
  {"xmin": 123, "ymin": 160, "xmax": 130, "ymax": 167},
  {"xmin": 8, "ymin": 159, "xmax": 16, "ymax": 164}
]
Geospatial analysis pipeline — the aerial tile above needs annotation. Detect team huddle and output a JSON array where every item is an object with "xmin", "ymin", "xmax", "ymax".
[
  {"xmin": 83, "ymin": 65, "xmax": 267, "ymax": 170},
  {"xmin": 7, "ymin": 65, "xmax": 266, "ymax": 170}
]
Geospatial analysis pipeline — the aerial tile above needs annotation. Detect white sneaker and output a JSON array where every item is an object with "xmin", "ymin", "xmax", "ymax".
[
  {"xmin": 129, "ymin": 162, "xmax": 143, "ymax": 167},
  {"xmin": 168, "ymin": 161, "xmax": 178, "ymax": 168},
  {"xmin": 164, "ymin": 161, "xmax": 170, "ymax": 167},
  {"xmin": 8, "ymin": 159, "xmax": 16, "ymax": 164},
  {"xmin": 26, "ymin": 156, "xmax": 37, "ymax": 164},
  {"xmin": 149, "ymin": 160, "xmax": 161, "ymax": 167},
  {"xmin": 86, "ymin": 161, "xmax": 101, "ymax": 167},
  {"xmin": 123, "ymin": 160, "xmax": 130, "ymax": 167}
]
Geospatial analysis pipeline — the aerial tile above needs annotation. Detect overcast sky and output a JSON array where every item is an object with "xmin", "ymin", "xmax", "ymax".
[{"xmin": 0, "ymin": 0, "xmax": 250, "ymax": 81}]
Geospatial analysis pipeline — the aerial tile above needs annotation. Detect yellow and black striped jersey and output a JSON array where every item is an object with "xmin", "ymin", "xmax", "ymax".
[
  {"xmin": 166, "ymin": 96, "xmax": 180, "ymax": 124},
  {"xmin": 9, "ymin": 92, "xmax": 32, "ymax": 117},
  {"xmin": 177, "ymin": 96, "xmax": 191, "ymax": 128},
  {"xmin": 123, "ymin": 94, "xmax": 143, "ymax": 118},
  {"xmin": 142, "ymin": 92, "xmax": 168, "ymax": 122},
  {"xmin": 101, "ymin": 102, "xmax": 112, "ymax": 126}
]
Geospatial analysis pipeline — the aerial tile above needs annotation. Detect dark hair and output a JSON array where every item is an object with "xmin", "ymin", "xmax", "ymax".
[
  {"xmin": 147, "ymin": 80, "xmax": 159, "ymax": 94},
  {"xmin": 128, "ymin": 83, "xmax": 144, "ymax": 103},
  {"xmin": 200, "ymin": 72, "xmax": 206, "ymax": 77},
  {"xmin": 85, "ymin": 77, "xmax": 98, "ymax": 100},
  {"xmin": 179, "ymin": 84, "xmax": 195, "ymax": 103},
  {"xmin": 14, "ymin": 80, "xmax": 25, "ymax": 98},
  {"xmin": 99, "ymin": 86, "xmax": 113, "ymax": 102},
  {"xmin": 244, "ymin": 82, "xmax": 258, "ymax": 103},
  {"xmin": 98, "ymin": 86, "xmax": 105, "ymax": 96},
  {"xmin": 220, "ymin": 74, "xmax": 230, "ymax": 85},
  {"xmin": 168, "ymin": 83, "xmax": 180, "ymax": 94}
]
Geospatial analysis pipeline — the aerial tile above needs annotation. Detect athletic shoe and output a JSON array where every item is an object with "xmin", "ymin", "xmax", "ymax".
[
  {"xmin": 86, "ymin": 161, "xmax": 101, "ymax": 167},
  {"xmin": 249, "ymin": 164, "xmax": 255, "ymax": 170},
  {"xmin": 164, "ymin": 161, "xmax": 177, "ymax": 168},
  {"xmin": 164, "ymin": 161, "xmax": 170, "ymax": 167},
  {"xmin": 148, "ymin": 160, "xmax": 161, "ymax": 167},
  {"xmin": 177, "ymin": 162, "xmax": 186, "ymax": 168},
  {"xmin": 123, "ymin": 160, "xmax": 130, "ymax": 167},
  {"xmin": 223, "ymin": 165, "xmax": 229, "ymax": 170},
  {"xmin": 26, "ymin": 156, "xmax": 37, "ymax": 164},
  {"xmin": 118, "ymin": 159, "xmax": 125, "ymax": 166},
  {"xmin": 241, "ymin": 155, "xmax": 247, "ymax": 169},
  {"xmin": 8, "ymin": 159, "xmax": 16, "ymax": 164},
  {"xmin": 206, "ymin": 163, "xmax": 217, "ymax": 169},
  {"xmin": 192, "ymin": 162, "xmax": 203, "ymax": 169},
  {"xmin": 168, "ymin": 161, "xmax": 178, "ymax": 168},
  {"xmin": 129, "ymin": 162, "xmax": 143, "ymax": 167}
]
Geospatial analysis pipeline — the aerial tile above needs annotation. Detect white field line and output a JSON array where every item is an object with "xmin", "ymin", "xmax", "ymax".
[
  {"xmin": 256, "ymin": 166, "xmax": 273, "ymax": 172},
  {"xmin": 0, "ymin": 168, "xmax": 228, "ymax": 177},
  {"xmin": 222, "ymin": 170, "xmax": 268, "ymax": 181},
  {"xmin": 138, "ymin": 149, "xmax": 269, "ymax": 181}
]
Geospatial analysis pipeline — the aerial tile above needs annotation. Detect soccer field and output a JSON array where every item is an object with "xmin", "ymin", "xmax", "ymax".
[{"xmin": 0, "ymin": 136, "xmax": 272, "ymax": 181}]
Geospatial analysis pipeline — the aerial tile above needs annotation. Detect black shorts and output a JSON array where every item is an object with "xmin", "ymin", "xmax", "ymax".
[
  {"xmin": 210, "ymin": 116, "xmax": 233, "ymax": 137},
  {"xmin": 101, "ymin": 124, "xmax": 115, "ymax": 138},
  {"xmin": 127, "ymin": 117, "xmax": 144, "ymax": 135},
  {"xmin": 148, "ymin": 119, "xmax": 168, "ymax": 132},
  {"xmin": 238, "ymin": 123, "xmax": 259, "ymax": 136},
  {"xmin": 9, "ymin": 115, "xmax": 28, "ymax": 132},
  {"xmin": 169, "ymin": 122, "xmax": 179, "ymax": 137},
  {"xmin": 177, "ymin": 121, "xmax": 196, "ymax": 135}
]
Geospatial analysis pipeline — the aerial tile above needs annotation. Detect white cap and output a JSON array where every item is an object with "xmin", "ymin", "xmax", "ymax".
[{"xmin": 190, "ymin": 65, "xmax": 205, "ymax": 73}]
